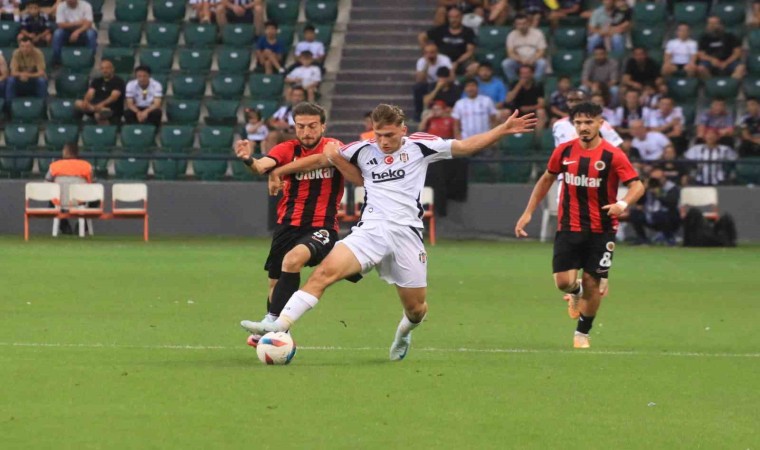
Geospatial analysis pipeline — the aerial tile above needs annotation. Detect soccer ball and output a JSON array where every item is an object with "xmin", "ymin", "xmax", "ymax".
[{"xmin": 256, "ymin": 331, "xmax": 296, "ymax": 365}]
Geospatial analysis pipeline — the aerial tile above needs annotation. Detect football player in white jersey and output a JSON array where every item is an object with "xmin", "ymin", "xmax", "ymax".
[{"xmin": 241, "ymin": 104, "xmax": 537, "ymax": 360}]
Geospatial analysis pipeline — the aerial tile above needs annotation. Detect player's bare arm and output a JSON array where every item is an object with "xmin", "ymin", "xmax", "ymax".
[
  {"xmin": 602, "ymin": 179, "xmax": 646, "ymax": 217},
  {"xmin": 323, "ymin": 141, "xmax": 364, "ymax": 186},
  {"xmin": 515, "ymin": 170, "xmax": 558, "ymax": 237},
  {"xmin": 451, "ymin": 110, "xmax": 538, "ymax": 157},
  {"xmin": 234, "ymin": 139, "xmax": 276, "ymax": 175}
]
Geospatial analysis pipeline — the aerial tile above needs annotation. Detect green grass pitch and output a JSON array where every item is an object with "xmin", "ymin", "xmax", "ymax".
[{"xmin": 1, "ymin": 237, "xmax": 758, "ymax": 449}]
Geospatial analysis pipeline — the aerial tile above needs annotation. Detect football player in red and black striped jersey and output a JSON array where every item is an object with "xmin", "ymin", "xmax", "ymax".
[
  {"xmin": 235, "ymin": 102, "xmax": 363, "ymax": 344},
  {"xmin": 515, "ymin": 102, "xmax": 645, "ymax": 349}
]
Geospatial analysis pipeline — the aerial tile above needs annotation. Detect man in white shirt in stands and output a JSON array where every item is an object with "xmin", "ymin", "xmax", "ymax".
[
  {"xmin": 216, "ymin": 0, "xmax": 265, "ymax": 35},
  {"xmin": 52, "ymin": 0, "xmax": 97, "ymax": 65},
  {"xmin": 644, "ymin": 96, "xmax": 686, "ymax": 152},
  {"xmin": 452, "ymin": 79, "xmax": 499, "ymax": 139},
  {"xmin": 124, "ymin": 65, "xmax": 163, "ymax": 127},
  {"xmin": 662, "ymin": 23, "xmax": 698, "ymax": 78},
  {"xmin": 630, "ymin": 119, "xmax": 672, "ymax": 161},
  {"xmin": 285, "ymin": 51, "xmax": 321, "ymax": 102},
  {"xmin": 684, "ymin": 129, "xmax": 737, "ymax": 185},
  {"xmin": 413, "ymin": 43, "xmax": 452, "ymax": 121},
  {"xmin": 294, "ymin": 25, "xmax": 326, "ymax": 67}
]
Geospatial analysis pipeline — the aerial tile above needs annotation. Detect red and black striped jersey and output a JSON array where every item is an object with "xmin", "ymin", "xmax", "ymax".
[
  {"xmin": 265, "ymin": 137, "xmax": 345, "ymax": 231},
  {"xmin": 547, "ymin": 138, "xmax": 639, "ymax": 233}
]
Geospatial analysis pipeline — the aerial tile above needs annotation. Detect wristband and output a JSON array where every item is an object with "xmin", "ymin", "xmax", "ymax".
[
  {"xmin": 243, "ymin": 156, "xmax": 254, "ymax": 167},
  {"xmin": 616, "ymin": 200, "xmax": 628, "ymax": 210}
]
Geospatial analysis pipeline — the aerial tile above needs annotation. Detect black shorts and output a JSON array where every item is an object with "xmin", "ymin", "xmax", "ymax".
[
  {"xmin": 553, "ymin": 231, "xmax": 616, "ymax": 279},
  {"xmin": 264, "ymin": 225, "xmax": 337, "ymax": 279}
]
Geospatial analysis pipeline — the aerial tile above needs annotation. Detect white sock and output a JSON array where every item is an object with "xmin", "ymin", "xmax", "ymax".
[
  {"xmin": 276, "ymin": 290, "xmax": 319, "ymax": 328},
  {"xmin": 264, "ymin": 313, "xmax": 278, "ymax": 322},
  {"xmin": 396, "ymin": 313, "xmax": 425, "ymax": 338}
]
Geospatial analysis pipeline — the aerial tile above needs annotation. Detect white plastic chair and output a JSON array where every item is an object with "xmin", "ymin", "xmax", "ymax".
[
  {"xmin": 679, "ymin": 187, "xmax": 719, "ymax": 220},
  {"xmin": 52, "ymin": 175, "xmax": 88, "ymax": 237},
  {"xmin": 24, "ymin": 182, "xmax": 60, "ymax": 241},
  {"xmin": 112, "ymin": 183, "xmax": 149, "ymax": 241},
  {"xmin": 69, "ymin": 184, "xmax": 105, "ymax": 237}
]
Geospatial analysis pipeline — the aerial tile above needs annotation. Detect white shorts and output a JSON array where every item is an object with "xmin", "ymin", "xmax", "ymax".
[{"xmin": 338, "ymin": 220, "xmax": 428, "ymax": 288}]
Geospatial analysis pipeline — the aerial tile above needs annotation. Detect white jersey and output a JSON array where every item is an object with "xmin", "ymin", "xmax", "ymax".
[
  {"xmin": 552, "ymin": 117, "xmax": 624, "ymax": 147},
  {"xmin": 339, "ymin": 133, "xmax": 453, "ymax": 228}
]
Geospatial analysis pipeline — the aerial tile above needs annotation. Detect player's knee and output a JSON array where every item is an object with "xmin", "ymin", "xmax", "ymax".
[
  {"xmin": 282, "ymin": 250, "xmax": 307, "ymax": 272},
  {"xmin": 311, "ymin": 263, "xmax": 341, "ymax": 286},
  {"xmin": 406, "ymin": 301, "xmax": 428, "ymax": 323},
  {"xmin": 554, "ymin": 276, "xmax": 575, "ymax": 292},
  {"xmin": 581, "ymin": 272, "xmax": 601, "ymax": 289}
]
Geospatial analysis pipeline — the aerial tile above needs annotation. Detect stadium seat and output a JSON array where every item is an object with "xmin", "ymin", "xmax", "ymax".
[
  {"xmin": 184, "ymin": 23, "xmax": 218, "ymax": 47},
  {"xmin": 178, "ymin": 48, "xmax": 213, "ymax": 73},
  {"xmin": 44, "ymin": 124, "xmax": 79, "ymax": 150},
  {"xmin": 211, "ymin": 74, "xmax": 246, "ymax": 99},
  {"xmin": 743, "ymin": 77, "xmax": 760, "ymax": 98},
  {"xmin": 153, "ymin": 157, "xmax": 187, "ymax": 180},
  {"xmin": 115, "ymin": 0, "xmax": 148, "ymax": 22},
  {"xmin": 244, "ymin": 99, "xmax": 279, "ymax": 119},
  {"xmin": 704, "ymin": 77, "xmax": 739, "ymax": 100},
  {"xmin": 205, "ymin": 99, "xmax": 240, "ymax": 125},
  {"xmin": 121, "ymin": 124, "xmax": 157, "ymax": 150},
  {"xmin": 631, "ymin": 27, "xmax": 664, "ymax": 49},
  {"xmin": 48, "ymin": 98, "xmax": 78, "ymax": 123},
  {"xmin": 166, "ymin": 98, "xmax": 202, "ymax": 123},
  {"xmin": 297, "ymin": 23, "xmax": 333, "ymax": 46},
  {"xmin": 736, "ymin": 158, "xmax": 760, "ymax": 185},
  {"xmin": 551, "ymin": 50, "xmax": 584, "ymax": 76},
  {"xmin": 277, "ymin": 25, "xmax": 296, "ymax": 50},
  {"xmin": 679, "ymin": 102, "xmax": 696, "ymax": 125},
  {"xmin": 171, "ymin": 74, "xmax": 207, "ymax": 98},
  {"xmin": 101, "ymin": 47, "xmax": 135, "ymax": 73},
  {"xmin": 475, "ymin": 48, "xmax": 506, "ymax": 72},
  {"xmin": 221, "ymin": 24, "xmax": 255, "ymax": 47},
  {"xmin": 108, "ymin": 22, "xmax": 143, "ymax": 47},
  {"xmin": 11, "ymin": 98, "xmax": 45, "ymax": 123},
  {"xmin": 477, "ymin": 26, "xmax": 510, "ymax": 51},
  {"xmin": 667, "ymin": 77, "xmax": 699, "ymax": 102},
  {"xmin": 0, "ymin": 21, "xmax": 20, "ymax": 46},
  {"xmin": 217, "ymin": 47, "xmax": 252, "ymax": 74},
  {"xmin": 231, "ymin": 160, "xmax": 256, "ymax": 180},
  {"xmin": 56, "ymin": 72, "xmax": 90, "ymax": 98},
  {"xmin": 152, "ymin": 0, "xmax": 186, "ymax": 22},
  {"xmin": 553, "ymin": 27, "xmax": 586, "ymax": 50},
  {"xmin": 4, "ymin": 123, "xmax": 40, "ymax": 148},
  {"xmin": 114, "ymin": 158, "xmax": 150, "ymax": 180},
  {"xmin": 159, "ymin": 125, "xmax": 195, "ymax": 150},
  {"xmin": 632, "ymin": 2, "xmax": 666, "ymax": 25},
  {"xmin": 249, "ymin": 74, "xmax": 284, "ymax": 100},
  {"xmin": 500, "ymin": 162, "xmax": 533, "ymax": 183},
  {"xmin": 145, "ymin": 22, "xmax": 181, "ymax": 47},
  {"xmin": 139, "ymin": 48, "xmax": 174, "ymax": 74},
  {"xmin": 89, "ymin": 0, "xmax": 105, "ymax": 22},
  {"xmin": 673, "ymin": 2, "xmax": 708, "ymax": 25},
  {"xmin": 305, "ymin": 0, "xmax": 339, "ymax": 25},
  {"xmin": 501, "ymin": 133, "xmax": 535, "ymax": 154},
  {"xmin": 39, "ymin": 47, "xmax": 53, "ymax": 70},
  {"xmin": 61, "ymin": 48, "xmax": 95, "ymax": 73},
  {"xmin": 750, "ymin": 29, "xmax": 760, "ymax": 51},
  {"xmin": 747, "ymin": 52, "xmax": 760, "ymax": 76},
  {"xmin": 539, "ymin": 128, "xmax": 555, "ymax": 154},
  {"xmin": 82, "ymin": 125, "xmax": 118, "ymax": 149},
  {"xmin": 111, "ymin": 183, "xmax": 149, "ymax": 241},
  {"xmin": 712, "ymin": 2, "xmax": 744, "ymax": 28},
  {"xmin": 0, "ymin": 148, "xmax": 34, "ymax": 175},
  {"xmin": 192, "ymin": 159, "xmax": 229, "ymax": 180},
  {"xmin": 199, "ymin": 125, "xmax": 235, "ymax": 149},
  {"xmin": 267, "ymin": 0, "xmax": 300, "ymax": 25}
]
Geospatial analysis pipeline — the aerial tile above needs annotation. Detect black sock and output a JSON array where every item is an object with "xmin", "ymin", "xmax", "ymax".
[
  {"xmin": 576, "ymin": 314, "xmax": 595, "ymax": 334},
  {"xmin": 570, "ymin": 283, "xmax": 581, "ymax": 295},
  {"xmin": 269, "ymin": 271, "xmax": 300, "ymax": 317},
  {"xmin": 266, "ymin": 296, "xmax": 272, "ymax": 314}
]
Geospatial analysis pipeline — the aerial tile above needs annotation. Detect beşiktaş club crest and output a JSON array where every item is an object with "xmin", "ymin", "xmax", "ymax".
[
  {"xmin": 419, "ymin": 251, "xmax": 427, "ymax": 264},
  {"xmin": 384, "ymin": 155, "xmax": 394, "ymax": 164},
  {"xmin": 400, "ymin": 152, "xmax": 409, "ymax": 163},
  {"xmin": 594, "ymin": 160, "xmax": 607, "ymax": 171}
]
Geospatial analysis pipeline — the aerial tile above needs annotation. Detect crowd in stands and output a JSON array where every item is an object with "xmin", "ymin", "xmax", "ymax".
[{"xmin": 412, "ymin": 0, "xmax": 760, "ymax": 190}]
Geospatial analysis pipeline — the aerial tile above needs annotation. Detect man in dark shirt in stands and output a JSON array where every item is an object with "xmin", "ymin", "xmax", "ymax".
[
  {"xmin": 697, "ymin": 16, "xmax": 745, "ymax": 80},
  {"xmin": 505, "ymin": 64, "xmax": 545, "ymax": 130},
  {"xmin": 18, "ymin": 1, "xmax": 53, "ymax": 47},
  {"xmin": 622, "ymin": 47, "xmax": 662, "ymax": 94},
  {"xmin": 422, "ymin": 66, "xmax": 462, "ymax": 112},
  {"xmin": 418, "ymin": 7, "xmax": 476, "ymax": 75},
  {"xmin": 74, "ymin": 59, "xmax": 125, "ymax": 124}
]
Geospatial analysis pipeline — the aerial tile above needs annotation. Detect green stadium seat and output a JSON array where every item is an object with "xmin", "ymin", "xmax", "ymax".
[
  {"xmin": 501, "ymin": 132, "xmax": 535, "ymax": 155},
  {"xmin": 551, "ymin": 50, "xmax": 584, "ymax": 76},
  {"xmin": 743, "ymin": 77, "xmax": 760, "ymax": 98},
  {"xmin": 11, "ymin": 98, "xmax": 45, "ymax": 123},
  {"xmin": 477, "ymin": 26, "xmax": 510, "ymax": 51},
  {"xmin": 747, "ymin": 52, "xmax": 760, "ymax": 76},
  {"xmin": 305, "ymin": 0, "xmax": 339, "ymax": 24},
  {"xmin": 44, "ymin": 124, "xmax": 79, "ymax": 150},
  {"xmin": 204, "ymin": 99, "xmax": 239, "ymax": 125},
  {"xmin": 297, "ymin": 23, "xmax": 333, "ymax": 46},
  {"xmin": 89, "ymin": 0, "xmax": 105, "ymax": 22},
  {"xmin": 704, "ymin": 77, "xmax": 739, "ymax": 100},
  {"xmin": 0, "ymin": 147, "xmax": 34, "ymax": 174},
  {"xmin": 166, "ymin": 98, "xmax": 202, "ymax": 123},
  {"xmin": 199, "ymin": 125, "xmax": 235, "ymax": 149},
  {"xmin": 499, "ymin": 162, "xmax": 533, "ymax": 183},
  {"xmin": 171, "ymin": 74, "xmax": 206, "ymax": 99},
  {"xmin": 192, "ymin": 159, "xmax": 228, "ymax": 180},
  {"xmin": 712, "ymin": 2, "xmax": 744, "ymax": 28},
  {"xmin": 39, "ymin": 47, "xmax": 53, "ymax": 70},
  {"xmin": 217, "ymin": 47, "xmax": 252, "ymax": 74},
  {"xmin": 475, "ymin": 48, "xmax": 506, "ymax": 71},
  {"xmin": 152, "ymin": 0, "xmax": 186, "ymax": 22},
  {"xmin": 211, "ymin": 73, "xmax": 246, "ymax": 99},
  {"xmin": 61, "ymin": 48, "xmax": 94, "ymax": 73},
  {"xmin": 631, "ymin": 27, "xmax": 664, "ymax": 49},
  {"xmin": 750, "ymin": 29, "xmax": 760, "ymax": 51},
  {"xmin": 667, "ymin": 77, "xmax": 699, "ymax": 102},
  {"xmin": 184, "ymin": 23, "xmax": 218, "ymax": 47},
  {"xmin": 0, "ymin": 22, "xmax": 20, "ymax": 46},
  {"xmin": 48, "ymin": 99, "xmax": 78, "ymax": 123},
  {"xmin": 539, "ymin": 128, "xmax": 555, "ymax": 154},
  {"xmin": 101, "ymin": 47, "xmax": 135, "ymax": 73},
  {"xmin": 115, "ymin": 0, "xmax": 148, "ymax": 22},
  {"xmin": 82, "ymin": 125, "xmax": 118, "ymax": 149},
  {"xmin": 679, "ymin": 102, "xmax": 697, "ymax": 124},
  {"xmin": 178, "ymin": 48, "xmax": 213, "ymax": 73},
  {"xmin": 159, "ymin": 125, "xmax": 196, "ymax": 150},
  {"xmin": 121, "ymin": 124, "xmax": 157, "ymax": 149},
  {"xmin": 632, "ymin": 2, "xmax": 666, "ymax": 25},
  {"xmin": 36, "ymin": 150, "xmax": 54, "ymax": 175},
  {"xmin": 244, "ymin": 100, "xmax": 279, "ymax": 119},
  {"xmin": 673, "ymin": 2, "xmax": 708, "ymax": 25},
  {"xmin": 736, "ymin": 158, "xmax": 760, "ymax": 185},
  {"xmin": 55, "ymin": 72, "xmax": 89, "ymax": 98},
  {"xmin": 231, "ymin": 160, "xmax": 256, "ymax": 180},
  {"xmin": 249, "ymin": 74, "xmax": 284, "ymax": 100},
  {"xmin": 267, "ymin": 0, "xmax": 300, "ymax": 25},
  {"xmin": 277, "ymin": 25, "xmax": 295, "ymax": 50},
  {"xmin": 553, "ymin": 27, "xmax": 586, "ymax": 50},
  {"xmin": 114, "ymin": 157, "xmax": 150, "ymax": 180},
  {"xmin": 139, "ymin": 48, "xmax": 174, "ymax": 74},
  {"xmin": 222, "ymin": 24, "xmax": 255, "ymax": 47},
  {"xmin": 4, "ymin": 123, "xmax": 39, "ymax": 148},
  {"xmin": 152, "ymin": 73, "xmax": 169, "ymax": 92},
  {"xmin": 153, "ymin": 158, "xmax": 187, "ymax": 179},
  {"xmin": 145, "ymin": 22, "xmax": 181, "ymax": 47},
  {"xmin": 108, "ymin": 22, "xmax": 142, "ymax": 47}
]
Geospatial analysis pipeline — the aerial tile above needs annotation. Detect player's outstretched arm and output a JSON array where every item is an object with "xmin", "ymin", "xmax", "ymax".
[
  {"xmin": 234, "ymin": 139, "xmax": 276, "ymax": 175},
  {"xmin": 451, "ymin": 110, "xmax": 538, "ymax": 157},
  {"xmin": 272, "ymin": 153, "xmax": 330, "ymax": 178},
  {"xmin": 324, "ymin": 142, "xmax": 364, "ymax": 186},
  {"xmin": 515, "ymin": 170, "xmax": 557, "ymax": 238},
  {"xmin": 602, "ymin": 179, "xmax": 646, "ymax": 217}
]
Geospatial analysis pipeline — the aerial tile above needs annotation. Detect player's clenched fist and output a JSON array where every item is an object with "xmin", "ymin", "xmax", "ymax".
[
  {"xmin": 234, "ymin": 140, "xmax": 253, "ymax": 160},
  {"xmin": 323, "ymin": 141, "xmax": 340, "ymax": 164}
]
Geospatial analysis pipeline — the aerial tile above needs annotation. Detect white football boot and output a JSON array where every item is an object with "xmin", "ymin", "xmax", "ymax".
[{"xmin": 389, "ymin": 333, "xmax": 412, "ymax": 361}]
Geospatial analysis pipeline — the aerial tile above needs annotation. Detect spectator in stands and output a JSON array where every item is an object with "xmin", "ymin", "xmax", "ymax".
[
  {"xmin": 609, "ymin": 0, "xmax": 631, "ymax": 40},
  {"xmin": 18, "ymin": 1, "xmax": 53, "ymax": 46},
  {"xmin": 420, "ymin": 100, "xmax": 455, "ymax": 139},
  {"xmin": 458, "ymin": 60, "xmax": 480, "ymax": 84},
  {"xmin": 628, "ymin": 168, "xmax": 681, "ymax": 246},
  {"xmin": 0, "ymin": 0, "xmax": 16, "ymax": 21},
  {"xmin": 74, "ymin": 59, "xmax": 125, "ymax": 125},
  {"xmin": 262, "ymin": 86, "xmax": 305, "ymax": 151},
  {"xmin": 216, "ymin": 0, "xmax": 264, "ymax": 35},
  {"xmin": 685, "ymin": 129, "xmax": 737, "ymax": 186},
  {"xmin": 590, "ymin": 92, "xmax": 617, "ymax": 125},
  {"xmin": 419, "ymin": 7, "xmax": 476, "ymax": 75},
  {"xmin": 285, "ymin": 51, "xmax": 321, "ymax": 102},
  {"xmin": 630, "ymin": 119, "xmax": 672, "ymax": 161},
  {"xmin": 697, "ymin": 16, "xmax": 745, "ymax": 80},
  {"xmin": 474, "ymin": 62, "xmax": 506, "ymax": 109},
  {"xmin": 738, "ymin": 97, "xmax": 760, "ymax": 157},
  {"xmin": 433, "ymin": 0, "xmax": 488, "ymax": 27},
  {"xmin": 586, "ymin": 0, "xmax": 625, "ymax": 54},
  {"xmin": 613, "ymin": 89, "xmax": 643, "ymax": 134},
  {"xmin": 581, "ymin": 45, "xmax": 619, "ymax": 103},
  {"xmin": 44, "ymin": 142, "xmax": 94, "ymax": 235},
  {"xmin": 52, "ymin": 0, "xmax": 97, "ymax": 65},
  {"xmin": 622, "ymin": 47, "xmax": 662, "ymax": 96},
  {"xmin": 256, "ymin": 20, "xmax": 286, "ymax": 75},
  {"xmin": 656, "ymin": 145, "xmax": 688, "ymax": 186},
  {"xmin": 294, "ymin": 24, "xmax": 326, "ymax": 67},
  {"xmin": 6, "ymin": 37, "xmax": 46, "ymax": 101},
  {"xmin": 244, "ymin": 108, "xmax": 268, "ymax": 154},
  {"xmin": 547, "ymin": 0, "xmax": 582, "ymax": 29},
  {"xmin": 189, "ymin": 0, "xmax": 217, "ymax": 24},
  {"xmin": 124, "ymin": 65, "xmax": 163, "ymax": 127},
  {"xmin": 413, "ymin": 43, "xmax": 452, "ymax": 121},
  {"xmin": 549, "ymin": 75, "xmax": 571, "ymax": 122},
  {"xmin": 452, "ymin": 78, "xmax": 499, "ymax": 139},
  {"xmin": 750, "ymin": 0, "xmax": 760, "ymax": 28},
  {"xmin": 662, "ymin": 23, "xmax": 698, "ymax": 78},
  {"xmin": 0, "ymin": 50, "xmax": 7, "ymax": 99},
  {"xmin": 501, "ymin": 13, "xmax": 547, "ymax": 84},
  {"xmin": 644, "ymin": 96, "xmax": 686, "ymax": 153},
  {"xmin": 505, "ymin": 64, "xmax": 545, "ymax": 130},
  {"xmin": 360, "ymin": 111, "xmax": 374, "ymax": 141},
  {"xmin": 19, "ymin": 0, "xmax": 57, "ymax": 16},
  {"xmin": 423, "ymin": 66, "xmax": 463, "ymax": 113},
  {"xmin": 696, "ymin": 98, "xmax": 734, "ymax": 146},
  {"xmin": 486, "ymin": 0, "xmax": 511, "ymax": 26}
]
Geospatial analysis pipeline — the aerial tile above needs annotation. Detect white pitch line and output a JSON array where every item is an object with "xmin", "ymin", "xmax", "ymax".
[{"xmin": 0, "ymin": 342, "xmax": 758, "ymax": 358}]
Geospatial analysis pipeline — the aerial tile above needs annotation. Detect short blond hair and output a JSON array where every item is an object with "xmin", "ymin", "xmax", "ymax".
[{"xmin": 371, "ymin": 104, "xmax": 406, "ymax": 127}]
